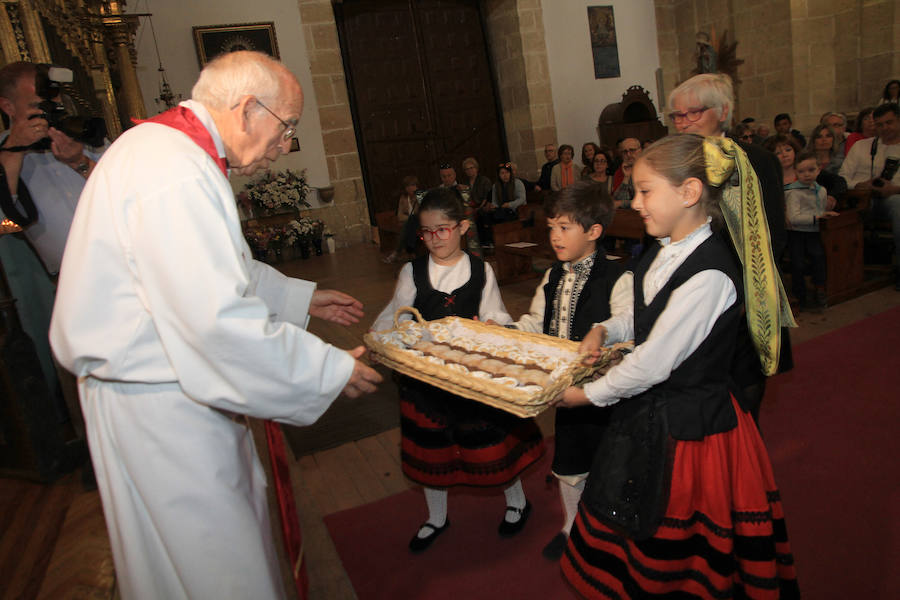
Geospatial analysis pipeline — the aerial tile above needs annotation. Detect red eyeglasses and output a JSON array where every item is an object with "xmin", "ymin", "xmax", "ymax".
[{"xmin": 418, "ymin": 223, "xmax": 461, "ymax": 241}]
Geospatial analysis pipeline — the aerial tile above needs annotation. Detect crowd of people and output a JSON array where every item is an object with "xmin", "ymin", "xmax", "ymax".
[
  {"xmin": 389, "ymin": 76, "xmax": 900, "ymax": 308},
  {"xmin": 9, "ymin": 42, "xmax": 895, "ymax": 598}
]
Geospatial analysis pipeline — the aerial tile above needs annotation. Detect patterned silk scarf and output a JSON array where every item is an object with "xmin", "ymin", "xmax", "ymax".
[{"xmin": 703, "ymin": 137, "xmax": 797, "ymax": 376}]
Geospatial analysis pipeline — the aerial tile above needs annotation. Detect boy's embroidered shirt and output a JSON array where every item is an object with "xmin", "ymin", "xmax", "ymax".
[{"xmin": 549, "ymin": 252, "xmax": 596, "ymax": 339}]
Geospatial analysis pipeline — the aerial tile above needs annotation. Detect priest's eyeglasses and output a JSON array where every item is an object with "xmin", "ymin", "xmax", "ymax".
[
  {"xmin": 256, "ymin": 99, "xmax": 297, "ymax": 141},
  {"xmin": 667, "ymin": 106, "xmax": 710, "ymax": 124},
  {"xmin": 418, "ymin": 223, "xmax": 461, "ymax": 241}
]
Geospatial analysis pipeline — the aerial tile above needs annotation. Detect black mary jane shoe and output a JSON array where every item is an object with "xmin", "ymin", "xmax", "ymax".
[
  {"xmin": 409, "ymin": 520, "xmax": 450, "ymax": 553},
  {"xmin": 498, "ymin": 501, "xmax": 532, "ymax": 537}
]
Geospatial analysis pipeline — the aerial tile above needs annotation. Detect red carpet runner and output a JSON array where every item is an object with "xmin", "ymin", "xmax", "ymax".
[{"xmin": 324, "ymin": 306, "xmax": 900, "ymax": 599}]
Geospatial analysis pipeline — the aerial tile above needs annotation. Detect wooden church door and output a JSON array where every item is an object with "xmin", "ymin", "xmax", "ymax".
[{"xmin": 335, "ymin": 0, "xmax": 507, "ymax": 215}]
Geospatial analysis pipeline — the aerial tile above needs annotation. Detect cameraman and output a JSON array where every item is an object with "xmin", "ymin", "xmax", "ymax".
[
  {"xmin": 840, "ymin": 103, "xmax": 900, "ymax": 290},
  {"xmin": 0, "ymin": 61, "xmax": 102, "ymax": 463}
]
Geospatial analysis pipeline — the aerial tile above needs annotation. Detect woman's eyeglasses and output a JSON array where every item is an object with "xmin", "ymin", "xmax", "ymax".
[
  {"xmin": 418, "ymin": 223, "xmax": 461, "ymax": 241},
  {"xmin": 667, "ymin": 106, "xmax": 710, "ymax": 124}
]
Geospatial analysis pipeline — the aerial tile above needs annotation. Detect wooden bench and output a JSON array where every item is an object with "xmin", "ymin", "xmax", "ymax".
[{"xmin": 374, "ymin": 211, "xmax": 402, "ymax": 254}]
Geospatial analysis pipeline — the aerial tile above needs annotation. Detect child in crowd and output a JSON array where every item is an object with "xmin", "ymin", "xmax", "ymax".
[
  {"xmin": 554, "ymin": 134, "xmax": 799, "ymax": 598},
  {"xmin": 507, "ymin": 181, "xmax": 632, "ymax": 560},
  {"xmin": 371, "ymin": 187, "xmax": 544, "ymax": 553},
  {"xmin": 785, "ymin": 152, "xmax": 839, "ymax": 311},
  {"xmin": 384, "ymin": 175, "xmax": 422, "ymax": 264}
]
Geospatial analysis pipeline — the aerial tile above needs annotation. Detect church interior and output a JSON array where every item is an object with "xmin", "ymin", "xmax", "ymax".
[{"xmin": 1, "ymin": 0, "xmax": 899, "ymax": 598}]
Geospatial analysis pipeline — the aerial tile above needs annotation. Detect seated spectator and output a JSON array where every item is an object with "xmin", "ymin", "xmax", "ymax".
[
  {"xmin": 550, "ymin": 144, "xmax": 580, "ymax": 191},
  {"xmin": 731, "ymin": 122, "xmax": 755, "ymax": 144},
  {"xmin": 384, "ymin": 175, "xmax": 422, "ymax": 264},
  {"xmin": 879, "ymin": 79, "xmax": 900, "ymax": 105},
  {"xmin": 767, "ymin": 133, "xmax": 844, "ymax": 203},
  {"xmin": 460, "ymin": 156, "xmax": 492, "ymax": 212},
  {"xmin": 536, "ymin": 143, "xmax": 559, "ymax": 191},
  {"xmin": 611, "ymin": 137, "xmax": 641, "ymax": 207},
  {"xmin": 821, "ymin": 112, "xmax": 849, "ymax": 156},
  {"xmin": 580, "ymin": 142, "xmax": 601, "ymax": 178},
  {"xmin": 845, "ymin": 107, "xmax": 876, "ymax": 155},
  {"xmin": 785, "ymin": 151, "xmax": 839, "ymax": 311},
  {"xmin": 585, "ymin": 148, "xmax": 614, "ymax": 194},
  {"xmin": 740, "ymin": 117, "xmax": 765, "ymax": 144},
  {"xmin": 477, "ymin": 161, "xmax": 526, "ymax": 247},
  {"xmin": 774, "ymin": 112, "xmax": 806, "ymax": 148},
  {"xmin": 839, "ymin": 102, "xmax": 900, "ymax": 289},
  {"xmin": 757, "ymin": 123, "xmax": 771, "ymax": 140},
  {"xmin": 808, "ymin": 123, "xmax": 844, "ymax": 174},
  {"xmin": 765, "ymin": 134, "xmax": 800, "ymax": 185},
  {"xmin": 438, "ymin": 161, "xmax": 482, "ymax": 256}
]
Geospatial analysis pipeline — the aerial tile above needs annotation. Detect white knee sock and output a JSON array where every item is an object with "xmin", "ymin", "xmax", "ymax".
[
  {"xmin": 417, "ymin": 487, "xmax": 448, "ymax": 538},
  {"xmin": 560, "ymin": 479, "xmax": 585, "ymax": 535},
  {"xmin": 503, "ymin": 478, "xmax": 527, "ymax": 522}
]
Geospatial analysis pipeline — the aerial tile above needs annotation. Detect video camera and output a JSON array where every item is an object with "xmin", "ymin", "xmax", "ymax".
[{"xmin": 29, "ymin": 64, "xmax": 107, "ymax": 150}]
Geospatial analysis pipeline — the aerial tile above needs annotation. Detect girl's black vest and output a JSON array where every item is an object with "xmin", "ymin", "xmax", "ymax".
[
  {"xmin": 542, "ymin": 255, "xmax": 624, "ymax": 342},
  {"xmin": 631, "ymin": 234, "xmax": 744, "ymax": 440},
  {"xmin": 412, "ymin": 253, "xmax": 485, "ymax": 320},
  {"xmin": 581, "ymin": 234, "xmax": 745, "ymax": 539}
]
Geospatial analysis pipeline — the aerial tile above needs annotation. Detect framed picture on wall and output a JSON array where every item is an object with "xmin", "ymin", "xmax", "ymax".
[
  {"xmin": 193, "ymin": 22, "xmax": 280, "ymax": 68},
  {"xmin": 587, "ymin": 6, "xmax": 620, "ymax": 79}
]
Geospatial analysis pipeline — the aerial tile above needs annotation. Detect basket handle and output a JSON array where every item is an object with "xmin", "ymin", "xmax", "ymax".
[{"xmin": 393, "ymin": 305, "xmax": 427, "ymax": 329}]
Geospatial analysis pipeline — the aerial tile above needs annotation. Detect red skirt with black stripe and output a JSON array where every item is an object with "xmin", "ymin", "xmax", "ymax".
[
  {"xmin": 397, "ymin": 375, "xmax": 544, "ymax": 488},
  {"xmin": 562, "ymin": 399, "xmax": 799, "ymax": 599}
]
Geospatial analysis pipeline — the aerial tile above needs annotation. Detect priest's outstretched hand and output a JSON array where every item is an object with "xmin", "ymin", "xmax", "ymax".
[
  {"xmin": 310, "ymin": 289, "xmax": 365, "ymax": 325},
  {"xmin": 342, "ymin": 346, "xmax": 383, "ymax": 398}
]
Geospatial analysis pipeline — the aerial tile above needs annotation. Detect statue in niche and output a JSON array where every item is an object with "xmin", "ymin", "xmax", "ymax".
[
  {"xmin": 692, "ymin": 30, "xmax": 744, "ymax": 85},
  {"xmin": 696, "ymin": 32, "xmax": 718, "ymax": 74}
]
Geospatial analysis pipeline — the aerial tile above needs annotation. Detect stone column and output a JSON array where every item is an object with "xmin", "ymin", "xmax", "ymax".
[
  {"xmin": 483, "ymin": 0, "xmax": 557, "ymax": 181},
  {"xmin": 298, "ymin": 0, "xmax": 370, "ymax": 248}
]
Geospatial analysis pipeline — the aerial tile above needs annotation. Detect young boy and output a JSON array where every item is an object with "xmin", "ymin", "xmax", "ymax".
[
  {"xmin": 509, "ymin": 180, "xmax": 632, "ymax": 559},
  {"xmin": 785, "ymin": 151, "xmax": 838, "ymax": 311}
]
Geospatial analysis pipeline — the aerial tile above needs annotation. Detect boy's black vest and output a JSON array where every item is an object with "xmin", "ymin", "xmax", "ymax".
[
  {"xmin": 631, "ymin": 234, "xmax": 744, "ymax": 440},
  {"xmin": 412, "ymin": 252, "xmax": 485, "ymax": 321},
  {"xmin": 542, "ymin": 255, "xmax": 624, "ymax": 342}
]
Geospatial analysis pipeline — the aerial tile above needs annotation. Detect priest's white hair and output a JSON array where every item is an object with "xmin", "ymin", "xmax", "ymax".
[
  {"xmin": 668, "ymin": 73, "xmax": 734, "ymax": 129},
  {"xmin": 191, "ymin": 50, "xmax": 286, "ymax": 110}
]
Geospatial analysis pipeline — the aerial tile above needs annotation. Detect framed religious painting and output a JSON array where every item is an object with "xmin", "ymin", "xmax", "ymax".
[
  {"xmin": 193, "ymin": 22, "xmax": 280, "ymax": 68},
  {"xmin": 587, "ymin": 6, "xmax": 620, "ymax": 79}
]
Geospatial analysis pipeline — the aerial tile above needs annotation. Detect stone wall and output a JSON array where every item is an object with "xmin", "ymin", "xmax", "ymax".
[
  {"xmin": 654, "ymin": 0, "xmax": 899, "ymax": 135},
  {"xmin": 298, "ymin": 0, "xmax": 371, "ymax": 248},
  {"xmin": 483, "ymin": 0, "xmax": 557, "ymax": 179}
]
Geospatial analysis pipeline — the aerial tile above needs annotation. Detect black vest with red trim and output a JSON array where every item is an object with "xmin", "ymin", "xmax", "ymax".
[
  {"xmin": 542, "ymin": 255, "xmax": 624, "ymax": 342},
  {"xmin": 412, "ymin": 252, "xmax": 485, "ymax": 320},
  {"xmin": 632, "ymin": 234, "xmax": 744, "ymax": 440}
]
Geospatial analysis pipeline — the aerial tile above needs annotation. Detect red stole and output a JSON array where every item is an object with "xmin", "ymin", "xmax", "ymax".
[{"xmin": 135, "ymin": 105, "xmax": 309, "ymax": 600}]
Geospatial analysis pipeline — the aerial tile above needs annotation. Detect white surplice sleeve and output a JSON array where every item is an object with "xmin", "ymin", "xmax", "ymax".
[
  {"xmin": 583, "ymin": 270, "xmax": 736, "ymax": 407},
  {"xmin": 246, "ymin": 259, "xmax": 315, "ymax": 327},
  {"xmin": 126, "ymin": 174, "xmax": 354, "ymax": 424}
]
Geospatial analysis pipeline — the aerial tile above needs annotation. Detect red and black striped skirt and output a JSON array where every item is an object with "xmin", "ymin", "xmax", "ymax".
[
  {"xmin": 398, "ymin": 376, "xmax": 544, "ymax": 488},
  {"xmin": 562, "ymin": 399, "xmax": 799, "ymax": 599}
]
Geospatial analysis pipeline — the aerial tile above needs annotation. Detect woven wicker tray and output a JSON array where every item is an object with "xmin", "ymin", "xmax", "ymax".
[{"xmin": 364, "ymin": 306, "xmax": 629, "ymax": 417}]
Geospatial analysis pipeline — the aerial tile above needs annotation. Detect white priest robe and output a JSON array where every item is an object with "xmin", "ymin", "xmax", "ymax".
[{"xmin": 49, "ymin": 100, "xmax": 355, "ymax": 600}]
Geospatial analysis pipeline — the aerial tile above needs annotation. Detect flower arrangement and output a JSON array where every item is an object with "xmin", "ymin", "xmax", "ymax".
[
  {"xmin": 284, "ymin": 217, "xmax": 324, "ymax": 246},
  {"xmin": 239, "ymin": 168, "xmax": 311, "ymax": 215}
]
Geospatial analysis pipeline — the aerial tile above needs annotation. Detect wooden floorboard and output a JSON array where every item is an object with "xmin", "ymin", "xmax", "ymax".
[{"xmin": 3, "ymin": 241, "xmax": 899, "ymax": 600}]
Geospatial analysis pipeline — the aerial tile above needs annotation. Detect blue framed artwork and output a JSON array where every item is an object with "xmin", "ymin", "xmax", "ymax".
[{"xmin": 587, "ymin": 6, "xmax": 620, "ymax": 79}]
